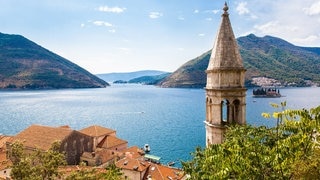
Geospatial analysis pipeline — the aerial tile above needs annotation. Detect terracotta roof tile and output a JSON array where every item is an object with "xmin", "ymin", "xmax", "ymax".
[
  {"xmin": 11, "ymin": 124, "xmax": 73, "ymax": 150},
  {"xmin": 121, "ymin": 146, "xmax": 145, "ymax": 159},
  {"xmin": 0, "ymin": 152, "xmax": 12, "ymax": 170},
  {"xmin": 0, "ymin": 136, "xmax": 12, "ymax": 150},
  {"xmin": 97, "ymin": 136, "xmax": 127, "ymax": 149},
  {"xmin": 144, "ymin": 164, "xmax": 185, "ymax": 180},
  {"xmin": 79, "ymin": 125, "xmax": 115, "ymax": 137},
  {"xmin": 116, "ymin": 157, "xmax": 150, "ymax": 172}
]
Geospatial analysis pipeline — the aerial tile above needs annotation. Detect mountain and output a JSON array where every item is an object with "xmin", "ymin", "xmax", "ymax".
[
  {"xmin": 97, "ymin": 70, "xmax": 168, "ymax": 82},
  {"xmin": 159, "ymin": 34, "xmax": 320, "ymax": 88},
  {"xmin": 159, "ymin": 52, "xmax": 210, "ymax": 88},
  {"xmin": 128, "ymin": 73, "xmax": 171, "ymax": 85},
  {"xmin": 0, "ymin": 32, "xmax": 108, "ymax": 89}
]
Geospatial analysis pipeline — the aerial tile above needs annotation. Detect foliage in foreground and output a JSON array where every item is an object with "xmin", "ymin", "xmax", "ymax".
[
  {"xmin": 10, "ymin": 141, "xmax": 66, "ymax": 180},
  {"xmin": 10, "ymin": 141, "xmax": 123, "ymax": 180},
  {"xmin": 183, "ymin": 103, "xmax": 320, "ymax": 179}
]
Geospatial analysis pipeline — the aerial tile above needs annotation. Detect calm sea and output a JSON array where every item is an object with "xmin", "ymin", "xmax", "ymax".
[{"xmin": 1, "ymin": 85, "xmax": 319, "ymax": 166}]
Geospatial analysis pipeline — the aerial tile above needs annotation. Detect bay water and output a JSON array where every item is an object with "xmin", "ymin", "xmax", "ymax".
[{"xmin": 0, "ymin": 85, "xmax": 319, "ymax": 166}]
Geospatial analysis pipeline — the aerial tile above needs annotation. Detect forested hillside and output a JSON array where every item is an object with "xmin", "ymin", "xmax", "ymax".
[
  {"xmin": 0, "ymin": 32, "xmax": 108, "ymax": 89},
  {"xmin": 159, "ymin": 34, "xmax": 320, "ymax": 88}
]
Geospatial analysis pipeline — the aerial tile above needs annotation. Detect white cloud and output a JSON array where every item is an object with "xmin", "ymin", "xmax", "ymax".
[
  {"xmin": 93, "ymin": 21, "xmax": 113, "ymax": 27},
  {"xmin": 293, "ymin": 35, "xmax": 319, "ymax": 45},
  {"xmin": 303, "ymin": 1, "xmax": 320, "ymax": 15},
  {"xmin": 198, "ymin": 33, "xmax": 205, "ymax": 37},
  {"xmin": 118, "ymin": 48, "xmax": 131, "ymax": 54},
  {"xmin": 194, "ymin": 9, "xmax": 199, "ymax": 14},
  {"xmin": 206, "ymin": 18, "xmax": 212, "ymax": 21},
  {"xmin": 149, "ymin": 12, "xmax": 163, "ymax": 19},
  {"xmin": 254, "ymin": 21, "xmax": 280, "ymax": 34},
  {"xmin": 204, "ymin": 9, "xmax": 220, "ymax": 14},
  {"xmin": 250, "ymin": 14, "xmax": 258, "ymax": 19},
  {"xmin": 241, "ymin": 1, "xmax": 320, "ymax": 46},
  {"xmin": 236, "ymin": 2, "xmax": 250, "ymax": 15},
  {"xmin": 98, "ymin": 6, "xmax": 126, "ymax": 13},
  {"xmin": 235, "ymin": 1, "xmax": 258, "ymax": 20},
  {"xmin": 253, "ymin": 21, "xmax": 299, "ymax": 39},
  {"xmin": 178, "ymin": 16, "xmax": 185, "ymax": 20},
  {"xmin": 178, "ymin": 48, "xmax": 184, "ymax": 51},
  {"xmin": 212, "ymin": 10, "xmax": 220, "ymax": 14},
  {"xmin": 109, "ymin": 29, "xmax": 116, "ymax": 33},
  {"xmin": 80, "ymin": 23, "xmax": 85, "ymax": 28}
]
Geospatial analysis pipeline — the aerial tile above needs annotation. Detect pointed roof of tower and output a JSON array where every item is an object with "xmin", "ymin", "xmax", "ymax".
[{"xmin": 207, "ymin": 2, "xmax": 244, "ymax": 70}]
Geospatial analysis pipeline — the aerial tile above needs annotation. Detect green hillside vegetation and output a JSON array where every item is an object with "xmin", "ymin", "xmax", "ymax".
[
  {"xmin": 159, "ymin": 34, "xmax": 320, "ymax": 88},
  {"xmin": 183, "ymin": 103, "xmax": 320, "ymax": 179},
  {"xmin": 97, "ymin": 70, "xmax": 168, "ymax": 82},
  {"xmin": 0, "ymin": 32, "xmax": 108, "ymax": 89},
  {"xmin": 159, "ymin": 52, "xmax": 211, "ymax": 88},
  {"xmin": 128, "ymin": 73, "xmax": 171, "ymax": 85},
  {"xmin": 240, "ymin": 34, "xmax": 320, "ymax": 85}
]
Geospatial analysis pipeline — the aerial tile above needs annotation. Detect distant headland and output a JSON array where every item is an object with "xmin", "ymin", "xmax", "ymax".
[{"xmin": 0, "ymin": 32, "xmax": 108, "ymax": 90}]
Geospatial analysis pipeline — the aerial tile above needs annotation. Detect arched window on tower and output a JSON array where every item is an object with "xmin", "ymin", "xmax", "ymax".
[
  {"xmin": 233, "ymin": 99, "xmax": 241, "ymax": 124},
  {"xmin": 206, "ymin": 97, "xmax": 210, "ymax": 122},
  {"xmin": 221, "ymin": 99, "xmax": 229, "ymax": 124},
  {"xmin": 207, "ymin": 98, "xmax": 213, "ymax": 123}
]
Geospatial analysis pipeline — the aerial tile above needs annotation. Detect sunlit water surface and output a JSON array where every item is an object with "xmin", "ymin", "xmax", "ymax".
[{"xmin": 1, "ymin": 85, "xmax": 319, "ymax": 166}]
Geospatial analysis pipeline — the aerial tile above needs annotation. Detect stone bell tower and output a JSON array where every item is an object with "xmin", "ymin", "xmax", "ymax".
[{"xmin": 205, "ymin": 2, "xmax": 246, "ymax": 146}]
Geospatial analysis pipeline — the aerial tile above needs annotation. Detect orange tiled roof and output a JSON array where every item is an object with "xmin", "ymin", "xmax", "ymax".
[
  {"xmin": 0, "ymin": 136, "xmax": 12, "ymax": 150},
  {"xmin": 11, "ymin": 124, "xmax": 73, "ymax": 150},
  {"xmin": 79, "ymin": 125, "xmax": 115, "ymax": 137},
  {"xmin": 116, "ymin": 157, "xmax": 150, "ymax": 172},
  {"xmin": 97, "ymin": 135, "xmax": 127, "ymax": 149},
  {"xmin": 144, "ymin": 164, "xmax": 185, "ymax": 180},
  {"xmin": 120, "ymin": 146, "xmax": 145, "ymax": 159},
  {"xmin": 0, "ymin": 151, "xmax": 12, "ymax": 170}
]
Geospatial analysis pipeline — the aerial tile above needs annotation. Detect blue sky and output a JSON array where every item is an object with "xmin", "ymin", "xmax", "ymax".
[{"xmin": 1, "ymin": 0, "xmax": 320, "ymax": 74}]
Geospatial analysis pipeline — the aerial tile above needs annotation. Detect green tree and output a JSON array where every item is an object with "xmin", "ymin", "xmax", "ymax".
[
  {"xmin": 10, "ymin": 141, "xmax": 66, "ymax": 180},
  {"xmin": 65, "ymin": 168, "xmax": 99, "ymax": 180},
  {"xmin": 103, "ymin": 163, "xmax": 123, "ymax": 180},
  {"xmin": 183, "ymin": 103, "xmax": 320, "ymax": 179}
]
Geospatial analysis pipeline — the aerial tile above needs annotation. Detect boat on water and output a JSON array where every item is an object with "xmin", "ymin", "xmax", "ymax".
[
  {"xmin": 252, "ymin": 88, "xmax": 281, "ymax": 98},
  {"xmin": 143, "ymin": 144, "xmax": 151, "ymax": 153},
  {"xmin": 167, "ymin": 161, "xmax": 175, "ymax": 166}
]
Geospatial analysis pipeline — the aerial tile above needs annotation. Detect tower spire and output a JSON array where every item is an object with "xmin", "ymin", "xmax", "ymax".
[
  {"xmin": 207, "ymin": 2, "xmax": 244, "ymax": 71},
  {"xmin": 204, "ymin": 3, "xmax": 246, "ymax": 146},
  {"xmin": 223, "ymin": 2, "xmax": 229, "ymax": 15}
]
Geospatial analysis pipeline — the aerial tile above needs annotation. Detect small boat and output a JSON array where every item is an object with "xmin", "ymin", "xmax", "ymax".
[
  {"xmin": 167, "ymin": 161, "xmax": 175, "ymax": 166},
  {"xmin": 143, "ymin": 144, "xmax": 151, "ymax": 153}
]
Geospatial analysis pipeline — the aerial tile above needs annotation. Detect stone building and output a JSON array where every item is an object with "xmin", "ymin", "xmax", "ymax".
[
  {"xmin": 79, "ymin": 125, "xmax": 116, "ymax": 151},
  {"xmin": 205, "ymin": 3, "xmax": 246, "ymax": 145},
  {"xmin": 79, "ymin": 125, "xmax": 128, "ymax": 166},
  {"xmin": 115, "ymin": 146, "xmax": 186, "ymax": 180},
  {"xmin": 6, "ymin": 125, "xmax": 93, "ymax": 165},
  {"xmin": 6, "ymin": 124, "xmax": 128, "ymax": 166}
]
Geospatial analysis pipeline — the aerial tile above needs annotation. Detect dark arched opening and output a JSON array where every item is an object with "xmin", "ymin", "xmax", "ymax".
[{"xmin": 221, "ymin": 99, "xmax": 229, "ymax": 124}]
